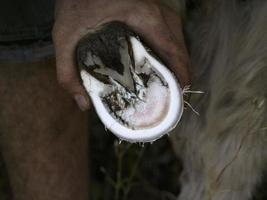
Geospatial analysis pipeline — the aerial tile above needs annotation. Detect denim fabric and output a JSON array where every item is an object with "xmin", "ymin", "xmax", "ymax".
[
  {"xmin": 0, "ymin": 0, "xmax": 55, "ymax": 42},
  {"xmin": 0, "ymin": 42, "xmax": 54, "ymax": 62}
]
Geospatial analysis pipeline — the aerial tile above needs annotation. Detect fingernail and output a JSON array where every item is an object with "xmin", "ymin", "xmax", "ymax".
[{"xmin": 74, "ymin": 95, "xmax": 89, "ymax": 111}]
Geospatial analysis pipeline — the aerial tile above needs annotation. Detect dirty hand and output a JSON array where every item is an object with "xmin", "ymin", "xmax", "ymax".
[{"xmin": 53, "ymin": 0, "xmax": 190, "ymax": 111}]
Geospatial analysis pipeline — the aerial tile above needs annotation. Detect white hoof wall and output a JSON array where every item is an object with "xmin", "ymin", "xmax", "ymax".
[{"xmin": 77, "ymin": 22, "xmax": 183, "ymax": 143}]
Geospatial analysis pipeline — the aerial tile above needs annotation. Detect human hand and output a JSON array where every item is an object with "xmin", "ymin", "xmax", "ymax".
[{"xmin": 53, "ymin": 0, "xmax": 190, "ymax": 111}]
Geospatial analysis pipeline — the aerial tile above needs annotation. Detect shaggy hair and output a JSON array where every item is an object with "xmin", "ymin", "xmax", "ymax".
[{"xmin": 167, "ymin": 0, "xmax": 267, "ymax": 200}]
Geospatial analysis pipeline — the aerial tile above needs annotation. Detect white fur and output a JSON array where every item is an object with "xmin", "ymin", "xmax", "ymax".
[{"xmin": 166, "ymin": 0, "xmax": 267, "ymax": 199}]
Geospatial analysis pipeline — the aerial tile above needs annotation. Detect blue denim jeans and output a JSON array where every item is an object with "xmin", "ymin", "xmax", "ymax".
[{"xmin": 0, "ymin": 41, "xmax": 54, "ymax": 62}]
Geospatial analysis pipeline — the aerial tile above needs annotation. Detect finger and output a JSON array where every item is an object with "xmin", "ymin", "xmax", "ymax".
[
  {"xmin": 160, "ymin": 5, "xmax": 191, "ymax": 82},
  {"xmin": 126, "ymin": 7, "xmax": 191, "ymax": 87},
  {"xmin": 53, "ymin": 27, "xmax": 90, "ymax": 111}
]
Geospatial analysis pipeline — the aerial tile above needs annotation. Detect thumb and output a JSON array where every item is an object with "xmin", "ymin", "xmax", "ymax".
[{"xmin": 53, "ymin": 27, "xmax": 90, "ymax": 111}]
